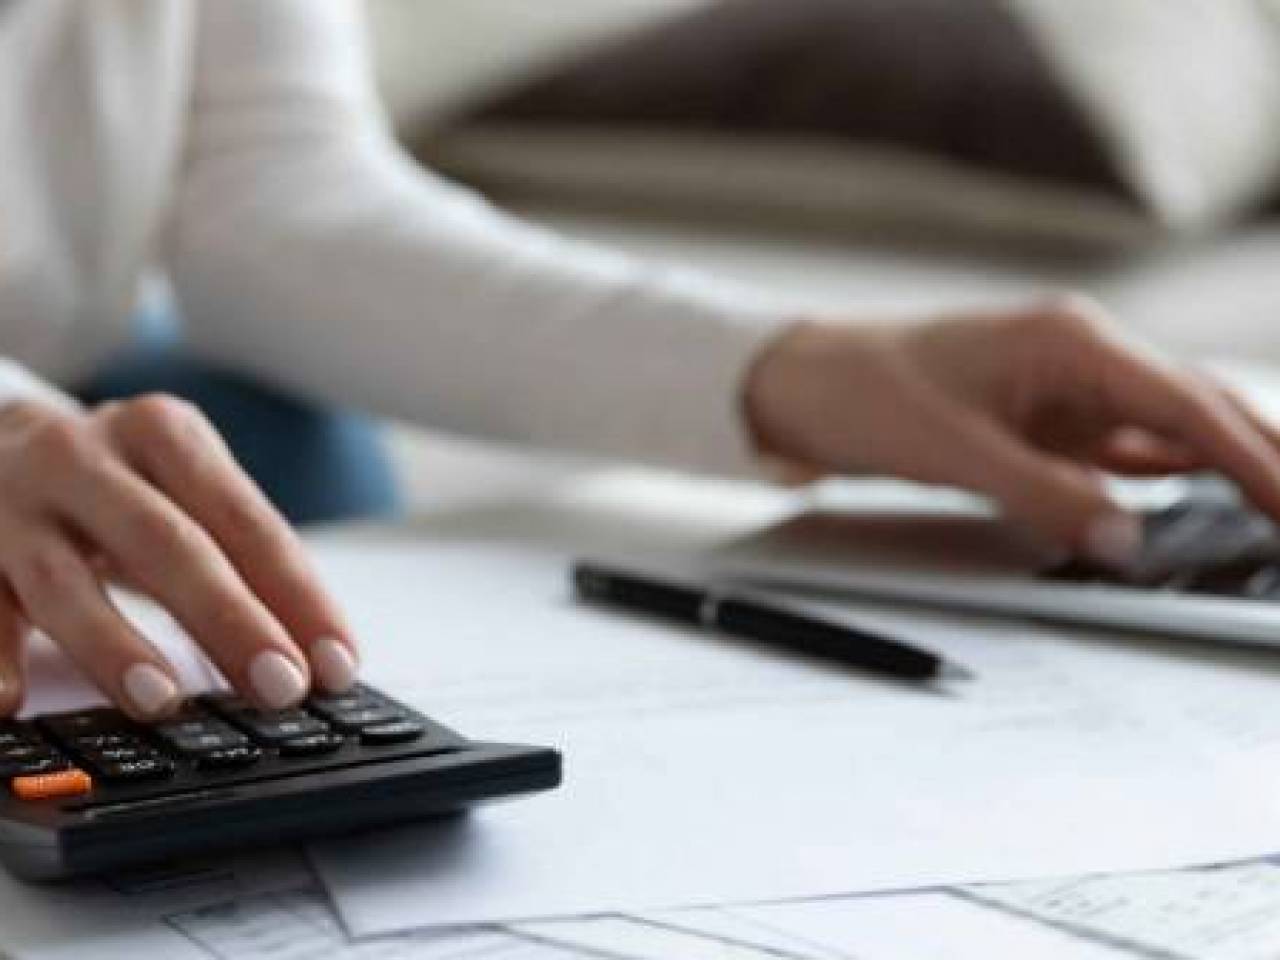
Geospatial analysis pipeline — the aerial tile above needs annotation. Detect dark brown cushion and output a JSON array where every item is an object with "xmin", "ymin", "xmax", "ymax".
[{"xmin": 463, "ymin": 0, "xmax": 1133, "ymax": 204}]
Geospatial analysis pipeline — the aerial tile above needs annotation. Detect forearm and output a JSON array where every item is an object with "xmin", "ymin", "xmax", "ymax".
[{"xmin": 167, "ymin": 0, "xmax": 782, "ymax": 475}]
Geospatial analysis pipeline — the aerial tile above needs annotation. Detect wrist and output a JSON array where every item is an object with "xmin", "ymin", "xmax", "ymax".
[{"xmin": 742, "ymin": 319, "xmax": 851, "ymax": 478}]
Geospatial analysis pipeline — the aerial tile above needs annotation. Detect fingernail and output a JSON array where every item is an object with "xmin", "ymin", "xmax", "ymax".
[
  {"xmin": 122, "ymin": 663, "xmax": 179, "ymax": 717},
  {"xmin": 311, "ymin": 637, "xmax": 358, "ymax": 692},
  {"xmin": 249, "ymin": 650, "xmax": 308, "ymax": 709},
  {"xmin": 1084, "ymin": 512, "xmax": 1142, "ymax": 567}
]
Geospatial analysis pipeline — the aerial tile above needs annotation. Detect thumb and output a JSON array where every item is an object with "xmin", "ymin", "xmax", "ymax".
[{"xmin": 946, "ymin": 418, "xmax": 1140, "ymax": 565}]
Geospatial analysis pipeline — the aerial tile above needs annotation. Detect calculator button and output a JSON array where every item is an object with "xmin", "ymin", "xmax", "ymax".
[
  {"xmin": 93, "ymin": 756, "xmax": 175, "ymax": 784},
  {"xmin": 0, "ymin": 743, "xmax": 52, "ymax": 763},
  {"xmin": 194, "ymin": 746, "xmax": 262, "ymax": 772},
  {"xmin": 38, "ymin": 710, "xmax": 128, "ymax": 739},
  {"xmin": 307, "ymin": 691, "xmax": 373, "ymax": 716},
  {"xmin": 324, "ymin": 707, "xmax": 402, "ymax": 734},
  {"xmin": 95, "ymin": 746, "xmax": 158, "ymax": 764},
  {"xmin": 155, "ymin": 707, "xmax": 250, "ymax": 755},
  {"xmin": 237, "ymin": 712, "xmax": 329, "ymax": 746},
  {"xmin": 69, "ymin": 737, "xmax": 147, "ymax": 757},
  {"xmin": 203, "ymin": 697, "xmax": 333, "ymax": 746},
  {"xmin": 0, "ymin": 725, "xmax": 41, "ymax": 749},
  {"xmin": 71, "ymin": 733, "xmax": 137, "ymax": 751},
  {"xmin": 307, "ymin": 686, "xmax": 393, "ymax": 722},
  {"xmin": 277, "ymin": 733, "xmax": 345, "ymax": 757},
  {"xmin": 155, "ymin": 718, "xmax": 224, "ymax": 739},
  {"xmin": 12, "ymin": 768, "xmax": 92, "ymax": 801},
  {"xmin": 162, "ymin": 720, "xmax": 206, "ymax": 735},
  {"xmin": 306, "ymin": 692, "xmax": 366, "ymax": 714},
  {"xmin": 359, "ymin": 721, "xmax": 425, "ymax": 746},
  {"xmin": 0, "ymin": 753, "xmax": 70, "ymax": 780},
  {"xmin": 167, "ymin": 731, "xmax": 250, "ymax": 756}
]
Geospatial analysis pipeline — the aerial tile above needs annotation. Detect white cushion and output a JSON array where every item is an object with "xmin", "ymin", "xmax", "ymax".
[{"xmin": 1008, "ymin": 0, "xmax": 1280, "ymax": 231}]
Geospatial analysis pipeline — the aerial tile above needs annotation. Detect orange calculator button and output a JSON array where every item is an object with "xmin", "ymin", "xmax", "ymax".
[{"xmin": 12, "ymin": 768, "xmax": 93, "ymax": 801}]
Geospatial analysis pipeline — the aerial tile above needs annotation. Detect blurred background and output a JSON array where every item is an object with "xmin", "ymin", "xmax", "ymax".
[{"xmin": 358, "ymin": 0, "xmax": 1280, "ymax": 510}]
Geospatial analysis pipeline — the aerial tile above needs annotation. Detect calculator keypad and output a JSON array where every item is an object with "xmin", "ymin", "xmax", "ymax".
[{"xmin": 4, "ymin": 685, "xmax": 433, "ymax": 803}]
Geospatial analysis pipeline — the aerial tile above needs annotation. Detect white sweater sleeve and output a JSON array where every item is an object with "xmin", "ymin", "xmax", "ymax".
[
  {"xmin": 165, "ymin": 0, "xmax": 784, "ymax": 476},
  {"xmin": 0, "ymin": 359, "xmax": 80, "ymax": 413}
]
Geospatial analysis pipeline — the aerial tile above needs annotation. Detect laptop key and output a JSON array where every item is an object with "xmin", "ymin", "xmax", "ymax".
[
  {"xmin": 1142, "ymin": 507, "xmax": 1280, "ymax": 582},
  {"xmin": 1185, "ymin": 557, "xmax": 1270, "ymax": 597},
  {"xmin": 1244, "ymin": 566, "xmax": 1280, "ymax": 601}
]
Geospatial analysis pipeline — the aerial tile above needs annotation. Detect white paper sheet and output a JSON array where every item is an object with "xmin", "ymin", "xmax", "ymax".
[
  {"xmin": 167, "ymin": 887, "xmax": 569, "ymax": 960},
  {"xmin": 307, "ymin": 540, "xmax": 1280, "ymax": 936},
  {"xmin": 510, "ymin": 915, "xmax": 788, "ymax": 960},
  {"xmin": 0, "ymin": 850, "xmax": 312, "ymax": 960},
  {"xmin": 0, "ymin": 858, "xmax": 584, "ymax": 960},
  {"xmin": 635, "ymin": 907, "xmax": 841, "ymax": 958},
  {"xmin": 728, "ymin": 892, "xmax": 1128, "ymax": 960},
  {"xmin": 966, "ymin": 861, "xmax": 1280, "ymax": 960}
]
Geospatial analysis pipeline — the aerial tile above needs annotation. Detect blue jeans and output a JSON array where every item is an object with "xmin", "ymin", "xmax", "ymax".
[{"xmin": 78, "ymin": 340, "xmax": 402, "ymax": 527}]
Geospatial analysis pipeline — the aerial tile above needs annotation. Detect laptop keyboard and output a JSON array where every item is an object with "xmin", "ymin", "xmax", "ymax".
[{"xmin": 1043, "ymin": 496, "xmax": 1280, "ymax": 600}]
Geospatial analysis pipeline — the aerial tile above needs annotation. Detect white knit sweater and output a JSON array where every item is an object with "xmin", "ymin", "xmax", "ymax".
[{"xmin": 0, "ymin": 0, "xmax": 781, "ymax": 474}]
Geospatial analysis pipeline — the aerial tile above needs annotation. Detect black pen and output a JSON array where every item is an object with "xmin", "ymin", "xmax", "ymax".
[{"xmin": 572, "ymin": 560, "xmax": 974, "ymax": 686}]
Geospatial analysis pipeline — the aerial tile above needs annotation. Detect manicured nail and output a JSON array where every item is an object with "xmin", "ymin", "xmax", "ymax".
[
  {"xmin": 1084, "ymin": 512, "xmax": 1142, "ymax": 567},
  {"xmin": 311, "ymin": 637, "xmax": 358, "ymax": 692},
  {"xmin": 249, "ymin": 650, "xmax": 308, "ymax": 709},
  {"xmin": 122, "ymin": 663, "xmax": 179, "ymax": 717}
]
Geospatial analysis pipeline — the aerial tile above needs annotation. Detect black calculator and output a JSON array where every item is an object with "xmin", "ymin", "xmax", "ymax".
[{"xmin": 0, "ymin": 684, "xmax": 561, "ymax": 879}]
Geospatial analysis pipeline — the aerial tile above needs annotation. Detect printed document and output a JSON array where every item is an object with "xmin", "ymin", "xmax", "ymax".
[
  {"xmin": 304, "ymin": 540, "xmax": 1280, "ymax": 935},
  {"xmin": 968, "ymin": 861, "xmax": 1280, "ymax": 960}
]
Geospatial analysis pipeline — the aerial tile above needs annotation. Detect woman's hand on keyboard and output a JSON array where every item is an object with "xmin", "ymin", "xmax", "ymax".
[
  {"xmin": 0, "ymin": 394, "xmax": 358, "ymax": 718},
  {"xmin": 745, "ymin": 294, "xmax": 1280, "ymax": 566}
]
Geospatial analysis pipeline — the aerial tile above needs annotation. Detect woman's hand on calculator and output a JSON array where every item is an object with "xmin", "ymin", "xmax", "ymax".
[
  {"xmin": 0, "ymin": 394, "xmax": 358, "ymax": 719},
  {"xmin": 746, "ymin": 294, "xmax": 1280, "ymax": 566}
]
